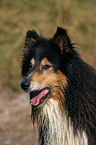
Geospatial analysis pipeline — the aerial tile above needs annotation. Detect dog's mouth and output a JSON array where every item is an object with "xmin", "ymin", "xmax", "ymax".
[{"xmin": 30, "ymin": 87, "xmax": 51, "ymax": 107}]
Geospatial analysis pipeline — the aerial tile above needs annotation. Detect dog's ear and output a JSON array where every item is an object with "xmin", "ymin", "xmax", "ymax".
[
  {"xmin": 25, "ymin": 30, "xmax": 40, "ymax": 49},
  {"xmin": 52, "ymin": 27, "xmax": 72, "ymax": 54}
]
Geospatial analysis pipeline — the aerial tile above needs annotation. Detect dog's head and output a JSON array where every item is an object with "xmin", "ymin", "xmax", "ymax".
[{"xmin": 21, "ymin": 27, "xmax": 73, "ymax": 108}]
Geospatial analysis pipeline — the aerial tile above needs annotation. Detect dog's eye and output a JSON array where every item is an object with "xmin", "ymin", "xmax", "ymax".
[{"xmin": 43, "ymin": 65, "xmax": 51, "ymax": 70}]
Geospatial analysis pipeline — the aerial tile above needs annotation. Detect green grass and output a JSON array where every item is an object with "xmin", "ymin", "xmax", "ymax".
[{"xmin": 0, "ymin": 0, "xmax": 96, "ymax": 93}]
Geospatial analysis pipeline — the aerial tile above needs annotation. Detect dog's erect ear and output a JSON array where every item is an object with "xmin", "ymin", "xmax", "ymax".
[
  {"xmin": 52, "ymin": 27, "xmax": 72, "ymax": 54},
  {"xmin": 25, "ymin": 30, "xmax": 40, "ymax": 49}
]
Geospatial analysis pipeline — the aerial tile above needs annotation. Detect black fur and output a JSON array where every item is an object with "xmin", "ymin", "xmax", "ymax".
[{"xmin": 21, "ymin": 27, "xmax": 96, "ymax": 145}]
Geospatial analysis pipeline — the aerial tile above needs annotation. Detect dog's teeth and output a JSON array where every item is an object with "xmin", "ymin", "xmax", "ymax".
[
  {"xmin": 43, "ymin": 89, "xmax": 47, "ymax": 95},
  {"xmin": 45, "ymin": 89, "xmax": 48, "ymax": 94}
]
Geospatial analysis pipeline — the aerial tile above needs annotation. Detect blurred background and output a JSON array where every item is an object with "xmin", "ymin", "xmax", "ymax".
[{"xmin": 0, "ymin": 0, "xmax": 96, "ymax": 145}]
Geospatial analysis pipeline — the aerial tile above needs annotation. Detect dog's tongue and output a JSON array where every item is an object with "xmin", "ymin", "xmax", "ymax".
[{"xmin": 30, "ymin": 89, "xmax": 49, "ymax": 106}]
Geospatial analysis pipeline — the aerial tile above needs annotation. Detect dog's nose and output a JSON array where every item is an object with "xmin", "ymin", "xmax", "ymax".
[{"xmin": 20, "ymin": 79, "xmax": 30, "ymax": 92}]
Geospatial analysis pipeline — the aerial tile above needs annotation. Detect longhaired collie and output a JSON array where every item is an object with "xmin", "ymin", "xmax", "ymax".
[{"xmin": 21, "ymin": 27, "xmax": 96, "ymax": 145}]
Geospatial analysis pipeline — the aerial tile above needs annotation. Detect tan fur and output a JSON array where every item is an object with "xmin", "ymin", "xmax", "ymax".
[
  {"xmin": 30, "ymin": 58, "xmax": 67, "ymax": 108},
  {"xmin": 41, "ymin": 58, "xmax": 52, "ymax": 67},
  {"xmin": 31, "ymin": 58, "xmax": 35, "ymax": 68}
]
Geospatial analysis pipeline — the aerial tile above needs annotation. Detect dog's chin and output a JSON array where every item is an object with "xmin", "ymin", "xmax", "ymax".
[{"xmin": 30, "ymin": 87, "xmax": 51, "ymax": 108}]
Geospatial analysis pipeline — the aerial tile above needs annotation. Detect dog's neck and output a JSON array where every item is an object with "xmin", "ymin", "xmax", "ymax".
[{"xmin": 37, "ymin": 99, "xmax": 88, "ymax": 145}]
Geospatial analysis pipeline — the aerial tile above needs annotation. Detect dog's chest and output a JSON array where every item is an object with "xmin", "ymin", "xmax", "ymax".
[{"xmin": 37, "ymin": 99, "xmax": 88, "ymax": 145}]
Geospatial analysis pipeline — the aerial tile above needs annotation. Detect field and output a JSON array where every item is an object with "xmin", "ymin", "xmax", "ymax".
[{"xmin": 0, "ymin": 0, "xmax": 96, "ymax": 145}]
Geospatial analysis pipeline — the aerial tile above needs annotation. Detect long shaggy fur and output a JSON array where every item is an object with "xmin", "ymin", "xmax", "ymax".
[{"xmin": 21, "ymin": 27, "xmax": 96, "ymax": 145}]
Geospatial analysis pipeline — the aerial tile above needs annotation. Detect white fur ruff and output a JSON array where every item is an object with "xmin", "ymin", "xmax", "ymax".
[{"xmin": 37, "ymin": 99, "xmax": 88, "ymax": 145}]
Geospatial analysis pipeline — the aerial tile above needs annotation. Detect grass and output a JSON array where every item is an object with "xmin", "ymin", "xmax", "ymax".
[{"xmin": 0, "ymin": 0, "xmax": 96, "ymax": 93}]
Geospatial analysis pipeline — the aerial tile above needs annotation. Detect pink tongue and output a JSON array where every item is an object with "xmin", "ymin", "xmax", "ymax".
[{"xmin": 31, "ymin": 89, "xmax": 49, "ymax": 106}]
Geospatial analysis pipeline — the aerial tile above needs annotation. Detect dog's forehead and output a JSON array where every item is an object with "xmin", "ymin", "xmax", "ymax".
[
  {"xmin": 35, "ymin": 40, "xmax": 53, "ymax": 56},
  {"xmin": 33, "ymin": 39, "xmax": 61, "ymax": 65}
]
